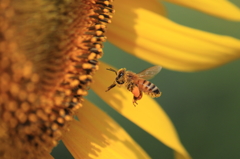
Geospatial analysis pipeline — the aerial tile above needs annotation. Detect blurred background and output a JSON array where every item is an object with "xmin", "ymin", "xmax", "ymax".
[{"xmin": 52, "ymin": 0, "xmax": 240, "ymax": 158}]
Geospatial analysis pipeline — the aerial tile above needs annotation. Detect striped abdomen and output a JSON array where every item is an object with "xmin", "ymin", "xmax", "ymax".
[{"xmin": 136, "ymin": 79, "xmax": 161, "ymax": 97}]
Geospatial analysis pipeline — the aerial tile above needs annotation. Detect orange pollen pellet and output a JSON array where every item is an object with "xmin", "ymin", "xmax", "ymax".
[
  {"xmin": 51, "ymin": 123, "xmax": 59, "ymax": 131},
  {"xmin": 23, "ymin": 61, "xmax": 33, "ymax": 78},
  {"xmin": 77, "ymin": 89, "xmax": 88, "ymax": 96},
  {"xmin": 50, "ymin": 114, "xmax": 57, "ymax": 121},
  {"xmin": 28, "ymin": 114, "xmax": 38, "ymax": 122},
  {"xmin": 64, "ymin": 115, "xmax": 72, "ymax": 121},
  {"xmin": 16, "ymin": 111, "xmax": 27, "ymax": 123},
  {"xmin": 70, "ymin": 80, "xmax": 79, "ymax": 87},
  {"xmin": 56, "ymin": 117, "xmax": 64, "ymax": 124},
  {"xmin": 19, "ymin": 90, "xmax": 27, "ymax": 101},
  {"xmin": 31, "ymin": 73, "xmax": 40, "ymax": 83},
  {"xmin": 54, "ymin": 96, "xmax": 63, "ymax": 106},
  {"xmin": 20, "ymin": 102, "xmax": 30, "ymax": 112},
  {"xmin": 36, "ymin": 110, "xmax": 48, "ymax": 121},
  {"xmin": 59, "ymin": 109, "xmax": 66, "ymax": 117},
  {"xmin": 8, "ymin": 101, "xmax": 18, "ymax": 111},
  {"xmin": 26, "ymin": 83, "xmax": 35, "ymax": 92},
  {"xmin": 82, "ymin": 63, "xmax": 94, "ymax": 69},
  {"xmin": 10, "ymin": 83, "xmax": 19, "ymax": 96},
  {"xmin": 27, "ymin": 93, "xmax": 36, "ymax": 103},
  {"xmin": 9, "ymin": 118, "xmax": 18, "ymax": 128}
]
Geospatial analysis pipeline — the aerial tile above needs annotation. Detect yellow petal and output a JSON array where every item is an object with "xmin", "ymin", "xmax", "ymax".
[
  {"xmin": 164, "ymin": 0, "xmax": 240, "ymax": 21},
  {"xmin": 91, "ymin": 62, "xmax": 191, "ymax": 159},
  {"xmin": 62, "ymin": 100, "xmax": 150, "ymax": 159},
  {"xmin": 114, "ymin": 0, "xmax": 166, "ymax": 16},
  {"xmin": 107, "ymin": 7, "xmax": 240, "ymax": 71}
]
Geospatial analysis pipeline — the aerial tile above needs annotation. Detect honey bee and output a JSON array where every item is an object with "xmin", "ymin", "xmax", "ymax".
[{"xmin": 105, "ymin": 66, "xmax": 162, "ymax": 106}]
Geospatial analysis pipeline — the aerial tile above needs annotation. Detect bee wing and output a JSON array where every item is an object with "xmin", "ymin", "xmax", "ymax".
[{"xmin": 137, "ymin": 66, "xmax": 162, "ymax": 80}]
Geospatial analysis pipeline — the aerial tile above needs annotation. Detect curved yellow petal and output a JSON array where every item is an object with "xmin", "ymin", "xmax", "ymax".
[
  {"xmin": 91, "ymin": 62, "xmax": 191, "ymax": 159},
  {"xmin": 107, "ymin": 7, "xmax": 240, "ymax": 71},
  {"xmin": 62, "ymin": 100, "xmax": 150, "ymax": 159},
  {"xmin": 164, "ymin": 0, "xmax": 240, "ymax": 21},
  {"xmin": 115, "ymin": 0, "xmax": 166, "ymax": 16}
]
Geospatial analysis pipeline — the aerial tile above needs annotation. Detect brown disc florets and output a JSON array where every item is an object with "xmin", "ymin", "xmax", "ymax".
[{"xmin": 0, "ymin": 0, "xmax": 114, "ymax": 158}]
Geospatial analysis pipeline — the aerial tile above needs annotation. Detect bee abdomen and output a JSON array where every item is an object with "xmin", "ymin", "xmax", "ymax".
[
  {"xmin": 139, "ymin": 80, "xmax": 161, "ymax": 97},
  {"xmin": 149, "ymin": 85, "xmax": 161, "ymax": 97},
  {"xmin": 153, "ymin": 88, "xmax": 160, "ymax": 94}
]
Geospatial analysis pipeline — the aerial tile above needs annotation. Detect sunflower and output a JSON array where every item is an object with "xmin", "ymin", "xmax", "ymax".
[{"xmin": 1, "ymin": 0, "xmax": 240, "ymax": 159}]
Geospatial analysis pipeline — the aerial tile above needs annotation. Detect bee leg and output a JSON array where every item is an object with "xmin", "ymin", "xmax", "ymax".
[
  {"xmin": 133, "ymin": 98, "xmax": 138, "ymax": 107},
  {"xmin": 132, "ymin": 90, "xmax": 143, "ymax": 107},
  {"xmin": 105, "ymin": 83, "xmax": 116, "ymax": 92},
  {"xmin": 133, "ymin": 95, "xmax": 140, "ymax": 106}
]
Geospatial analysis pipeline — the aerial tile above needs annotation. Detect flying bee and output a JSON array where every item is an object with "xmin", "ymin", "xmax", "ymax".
[{"xmin": 105, "ymin": 66, "xmax": 162, "ymax": 106}]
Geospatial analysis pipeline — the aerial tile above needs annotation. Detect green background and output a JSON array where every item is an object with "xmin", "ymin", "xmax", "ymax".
[{"xmin": 52, "ymin": 0, "xmax": 240, "ymax": 158}]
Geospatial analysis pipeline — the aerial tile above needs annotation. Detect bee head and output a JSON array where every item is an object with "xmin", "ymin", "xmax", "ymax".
[
  {"xmin": 116, "ymin": 68, "xmax": 126, "ymax": 85},
  {"xmin": 106, "ymin": 68, "xmax": 126, "ymax": 85}
]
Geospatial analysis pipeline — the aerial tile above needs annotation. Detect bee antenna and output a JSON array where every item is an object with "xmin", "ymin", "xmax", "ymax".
[{"xmin": 106, "ymin": 68, "xmax": 117, "ymax": 75}]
